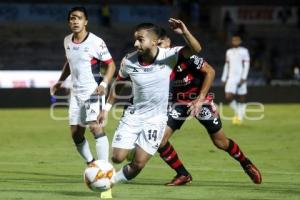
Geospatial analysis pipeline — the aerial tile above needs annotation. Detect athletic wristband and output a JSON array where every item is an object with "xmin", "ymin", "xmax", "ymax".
[
  {"xmin": 99, "ymin": 81, "xmax": 107, "ymax": 89},
  {"xmin": 104, "ymin": 103, "xmax": 112, "ymax": 111}
]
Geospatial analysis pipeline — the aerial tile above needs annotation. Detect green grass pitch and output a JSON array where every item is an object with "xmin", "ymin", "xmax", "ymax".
[{"xmin": 1, "ymin": 104, "xmax": 300, "ymax": 200}]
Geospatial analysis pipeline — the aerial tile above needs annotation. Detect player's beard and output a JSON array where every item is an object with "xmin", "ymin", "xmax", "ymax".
[{"xmin": 137, "ymin": 48, "xmax": 151, "ymax": 56}]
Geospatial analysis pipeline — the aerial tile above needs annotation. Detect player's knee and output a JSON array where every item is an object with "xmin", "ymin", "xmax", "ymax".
[
  {"xmin": 89, "ymin": 123, "xmax": 101, "ymax": 134},
  {"xmin": 225, "ymin": 94, "xmax": 234, "ymax": 102},
  {"xmin": 159, "ymin": 138, "xmax": 168, "ymax": 148},
  {"xmin": 111, "ymin": 155, "xmax": 125, "ymax": 164}
]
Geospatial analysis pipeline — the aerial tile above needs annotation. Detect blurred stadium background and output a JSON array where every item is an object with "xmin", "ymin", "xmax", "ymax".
[
  {"xmin": 0, "ymin": 1, "xmax": 300, "ymax": 200},
  {"xmin": 1, "ymin": 0, "xmax": 300, "ymax": 106}
]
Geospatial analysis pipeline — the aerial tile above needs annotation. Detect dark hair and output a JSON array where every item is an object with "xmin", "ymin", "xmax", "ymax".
[
  {"xmin": 158, "ymin": 27, "xmax": 168, "ymax": 39},
  {"xmin": 134, "ymin": 23, "xmax": 161, "ymax": 38},
  {"xmin": 68, "ymin": 6, "xmax": 88, "ymax": 21},
  {"xmin": 232, "ymin": 32, "xmax": 242, "ymax": 39}
]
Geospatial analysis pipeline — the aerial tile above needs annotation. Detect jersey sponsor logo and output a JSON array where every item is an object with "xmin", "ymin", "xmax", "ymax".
[
  {"xmin": 173, "ymin": 75, "xmax": 191, "ymax": 87},
  {"xmin": 73, "ymin": 46, "xmax": 79, "ymax": 50},
  {"xmin": 90, "ymin": 109, "xmax": 96, "ymax": 114},
  {"xmin": 99, "ymin": 50, "xmax": 109, "ymax": 56},
  {"xmin": 143, "ymin": 67, "xmax": 153, "ymax": 72},
  {"xmin": 84, "ymin": 47, "xmax": 89, "ymax": 52}
]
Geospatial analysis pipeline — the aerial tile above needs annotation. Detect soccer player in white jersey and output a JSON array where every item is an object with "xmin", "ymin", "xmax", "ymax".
[
  {"xmin": 50, "ymin": 7, "xmax": 116, "ymax": 168},
  {"xmin": 221, "ymin": 34, "xmax": 250, "ymax": 124},
  {"xmin": 98, "ymin": 19, "xmax": 201, "ymax": 186}
]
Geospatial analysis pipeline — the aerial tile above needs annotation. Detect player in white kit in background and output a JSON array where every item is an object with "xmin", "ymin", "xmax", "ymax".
[
  {"xmin": 98, "ymin": 18, "xmax": 202, "ymax": 186},
  {"xmin": 50, "ymin": 7, "xmax": 116, "ymax": 166},
  {"xmin": 221, "ymin": 34, "xmax": 250, "ymax": 124}
]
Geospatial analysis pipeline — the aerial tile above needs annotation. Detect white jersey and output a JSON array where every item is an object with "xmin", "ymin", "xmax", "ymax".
[
  {"xmin": 64, "ymin": 32, "xmax": 113, "ymax": 101},
  {"xmin": 221, "ymin": 46, "xmax": 250, "ymax": 82},
  {"xmin": 118, "ymin": 47, "xmax": 182, "ymax": 119}
]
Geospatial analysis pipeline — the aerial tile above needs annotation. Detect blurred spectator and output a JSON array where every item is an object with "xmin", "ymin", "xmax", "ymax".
[
  {"xmin": 101, "ymin": 0, "xmax": 111, "ymax": 27},
  {"xmin": 293, "ymin": 58, "xmax": 300, "ymax": 80},
  {"xmin": 237, "ymin": 24, "xmax": 247, "ymax": 40},
  {"xmin": 277, "ymin": 7, "xmax": 292, "ymax": 24},
  {"xmin": 223, "ymin": 10, "xmax": 233, "ymax": 41}
]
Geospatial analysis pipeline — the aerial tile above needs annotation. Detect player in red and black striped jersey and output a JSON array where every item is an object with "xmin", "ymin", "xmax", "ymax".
[{"xmin": 157, "ymin": 29, "xmax": 262, "ymax": 186}]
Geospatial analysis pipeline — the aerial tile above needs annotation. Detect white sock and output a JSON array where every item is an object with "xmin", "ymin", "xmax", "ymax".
[
  {"xmin": 229, "ymin": 100, "xmax": 237, "ymax": 115},
  {"xmin": 76, "ymin": 139, "xmax": 94, "ymax": 163},
  {"xmin": 95, "ymin": 136, "xmax": 109, "ymax": 161},
  {"xmin": 111, "ymin": 167, "xmax": 128, "ymax": 185},
  {"xmin": 237, "ymin": 103, "xmax": 246, "ymax": 120}
]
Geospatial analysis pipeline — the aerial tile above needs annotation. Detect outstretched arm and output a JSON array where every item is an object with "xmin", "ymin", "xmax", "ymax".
[{"xmin": 168, "ymin": 18, "xmax": 202, "ymax": 58}]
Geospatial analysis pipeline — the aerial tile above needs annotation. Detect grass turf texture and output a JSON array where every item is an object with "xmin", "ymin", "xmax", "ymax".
[{"xmin": 0, "ymin": 104, "xmax": 300, "ymax": 200}]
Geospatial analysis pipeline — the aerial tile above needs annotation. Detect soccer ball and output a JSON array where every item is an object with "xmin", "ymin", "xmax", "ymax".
[{"xmin": 84, "ymin": 160, "xmax": 115, "ymax": 192}]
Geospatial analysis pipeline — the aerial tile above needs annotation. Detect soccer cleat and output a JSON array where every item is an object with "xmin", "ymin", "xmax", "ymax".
[
  {"xmin": 87, "ymin": 158, "xmax": 96, "ymax": 167},
  {"xmin": 100, "ymin": 189, "xmax": 112, "ymax": 199},
  {"xmin": 241, "ymin": 158, "xmax": 262, "ymax": 184},
  {"xmin": 165, "ymin": 174, "xmax": 192, "ymax": 186},
  {"xmin": 232, "ymin": 116, "xmax": 242, "ymax": 125}
]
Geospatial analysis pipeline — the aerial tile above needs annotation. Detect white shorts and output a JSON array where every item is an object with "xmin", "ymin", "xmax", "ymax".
[
  {"xmin": 69, "ymin": 93, "xmax": 105, "ymax": 125},
  {"xmin": 112, "ymin": 108, "xmax": 167, "ymax": 155},
  {"xmin": 225, "ymin": 79, "xmax": 247, "ymax": 95}
]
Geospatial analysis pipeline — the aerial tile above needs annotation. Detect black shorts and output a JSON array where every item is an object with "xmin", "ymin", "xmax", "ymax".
[{"xmin": 167, "ymin": 102, "xmax": 222, "ymax": 134}]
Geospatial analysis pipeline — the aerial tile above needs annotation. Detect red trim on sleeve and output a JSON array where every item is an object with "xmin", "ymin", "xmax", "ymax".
[
  {"xmin": 90, "ymin": 58, "xmax": 99, "ymax": 65},
  {"xmin": 103, "ymin": 58, "xmax": 113, "ymax": 65}
]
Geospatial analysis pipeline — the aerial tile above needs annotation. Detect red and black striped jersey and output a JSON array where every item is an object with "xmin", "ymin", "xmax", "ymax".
[{"xmin": 169, "ymin": 55, "xmax": 207, "ymax": 103}]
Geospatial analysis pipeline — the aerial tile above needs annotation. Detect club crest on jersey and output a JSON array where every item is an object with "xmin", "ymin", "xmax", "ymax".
[{"xmin": 67, "ymin": 46, "xmax": 70, "ymax": 50}]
